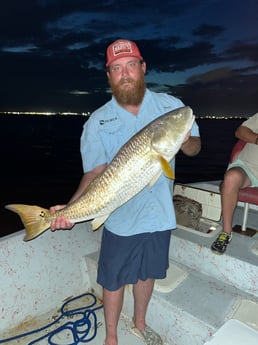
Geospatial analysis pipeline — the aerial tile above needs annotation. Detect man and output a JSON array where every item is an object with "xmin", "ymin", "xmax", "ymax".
[
  {"xmin": 50, "ymin": 39, "xmax": 201, "ymax": 345},
  {"xmin": 211, "ymin": 113, "xmax": 258, "ymax": 255}
]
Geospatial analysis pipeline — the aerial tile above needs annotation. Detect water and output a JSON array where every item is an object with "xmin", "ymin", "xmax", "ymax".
[{"xmin": 0, "ymin": 114, "xmax": 244, "ymax": 237}]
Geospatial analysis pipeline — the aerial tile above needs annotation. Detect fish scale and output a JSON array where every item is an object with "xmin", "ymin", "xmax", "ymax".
[{"xmin": 5, "ymin": 106, "xmax": 195, "ymax": 241}]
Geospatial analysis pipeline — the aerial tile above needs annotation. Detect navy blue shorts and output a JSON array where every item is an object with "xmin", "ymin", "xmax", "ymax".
[{"xmin": 97, "ymin": 227, "xmax": 172, "ymax": 291}]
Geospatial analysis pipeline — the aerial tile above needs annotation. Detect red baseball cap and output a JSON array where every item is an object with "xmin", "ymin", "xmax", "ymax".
[{"xmin": 106, "ymin": 39, "xmax": 143, "ymax": 67}]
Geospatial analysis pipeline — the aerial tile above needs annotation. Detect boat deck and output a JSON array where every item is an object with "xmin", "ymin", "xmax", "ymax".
[
  {"xmin": 0, "ymin": 181, "xmax": 258, "ymax": 344},
  {"xmin": 0, "ymin": 295, "xmax": 142, "ymax": 344}
]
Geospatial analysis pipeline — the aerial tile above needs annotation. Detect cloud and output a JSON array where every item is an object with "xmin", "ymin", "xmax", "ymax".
[
  {"xmin": 192, "ymin": 24, "xmax": 225, "ymax": 38},
  {"xmin": 224, "ymin": 41, "xmax": 258, "ymax": 63},
  {"xmin": 187, "ymin": 67, "xmax": 235, "ymax": 83},
  {"xmin": 0, "ymin": 0, "xmax": 258, "ymax": 114}
]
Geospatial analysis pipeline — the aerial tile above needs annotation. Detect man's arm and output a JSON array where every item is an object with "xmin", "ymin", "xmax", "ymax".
[
  {"xmin": 181, "ymin": 135, "xmax": 201, "ymax": 156},
  {"xmin": 235, "ymin": 125, "xmax": 258, "ymax": 144}
]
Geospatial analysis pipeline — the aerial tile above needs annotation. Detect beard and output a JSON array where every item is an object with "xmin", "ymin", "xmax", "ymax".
[{"xmin": 109, "ymin": 73, "xmax": 146, "ymax": 106}]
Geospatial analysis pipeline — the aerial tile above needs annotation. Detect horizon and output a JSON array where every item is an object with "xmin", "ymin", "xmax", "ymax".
[{"xmin": 0, "ymin": 110, "xmax": 249, "ymax": 119}]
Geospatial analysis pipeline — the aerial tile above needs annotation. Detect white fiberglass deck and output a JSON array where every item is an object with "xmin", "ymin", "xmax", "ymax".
[
  {"xmin": 0, "ymin": 297, "xmax": 142, "ymax": 344},
  {"xmin": 0, "ymin": 181, "xmax": 258, "ymax": 344}
]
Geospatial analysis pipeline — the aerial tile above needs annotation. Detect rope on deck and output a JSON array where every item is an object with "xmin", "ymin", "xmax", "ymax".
[{"xmin": 0, "ymin": 292, "xmax": 103, "ymax": 344}]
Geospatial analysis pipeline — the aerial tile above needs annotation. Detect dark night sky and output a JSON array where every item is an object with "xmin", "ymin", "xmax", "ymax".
[{"xmin": 1, "ymin": 0, "xmax": 258, "ymax": 116}]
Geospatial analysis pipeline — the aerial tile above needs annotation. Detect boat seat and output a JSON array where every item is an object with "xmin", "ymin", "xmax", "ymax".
[{"xmin": 229, "ymin": 140, "xmax": 258, "ymax": 231}]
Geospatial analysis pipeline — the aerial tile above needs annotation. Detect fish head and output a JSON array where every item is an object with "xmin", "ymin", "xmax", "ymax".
[{"xmin": 151, "ymin": 106, "xmax": 195, "ymax": 160}]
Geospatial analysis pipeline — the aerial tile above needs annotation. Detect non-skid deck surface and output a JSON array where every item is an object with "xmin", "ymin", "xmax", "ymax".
[
  {"xmin": 0, "ymin": 293, "xmax": 145, "ymax": 345},
  {"xmin": 233, "ymin": 225, "xmax": 258, "ymax": 237}
]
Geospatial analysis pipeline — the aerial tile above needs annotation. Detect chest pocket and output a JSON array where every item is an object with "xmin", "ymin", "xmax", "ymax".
[{"xmin": 98, "ymin": 121, "xmax": 130, "ymax": 163}]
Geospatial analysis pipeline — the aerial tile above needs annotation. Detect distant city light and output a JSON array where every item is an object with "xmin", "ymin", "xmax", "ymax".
[
  {"xmin": 0, "ymin": 111, "xmax": 91, "ymax": 116},
  {"xmin": 0, "ymin": 111, "xmax": 247, "ymax": 119}
]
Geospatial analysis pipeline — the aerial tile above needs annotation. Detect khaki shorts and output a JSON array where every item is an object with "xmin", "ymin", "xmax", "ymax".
[{"xmin": 227, "ymin": 158, "xmax": 258, "ymax": 187}]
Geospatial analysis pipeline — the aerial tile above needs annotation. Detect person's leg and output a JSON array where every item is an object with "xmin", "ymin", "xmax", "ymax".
[
  {"xmin": 99, "ymin": 228, "xmax": 170, "ymax": 344},
  {"xmin": 211, "ymin": 167, "xmax": 251, "ymax": 254},
  {"xmin": 103, "ymin": 286, "xmax": 125, "ymax": 345},
  {"xmin": 130, "ymin": 278, "xmax": 164, "ymax": 344},
  {"xmin": 132, "ymin": 278, "xmax": 154, "ymax": 329},
  {"xmin": 130, "ymin": 231, "xmax": 171, "ymax": 345},
  {"xmin": 221, "ymin": 167, "xmax": 251, "ymax": 233}
]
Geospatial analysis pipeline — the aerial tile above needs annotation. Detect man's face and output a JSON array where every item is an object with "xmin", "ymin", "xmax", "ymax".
[{"xmin": 107, "ymin": 57, "xmax": 146, "ymax": 106}]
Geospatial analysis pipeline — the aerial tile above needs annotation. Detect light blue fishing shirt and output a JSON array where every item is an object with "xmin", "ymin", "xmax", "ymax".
[{"xmin": 80, "ymin": 89, "xmax": 200, "ymax": 236}]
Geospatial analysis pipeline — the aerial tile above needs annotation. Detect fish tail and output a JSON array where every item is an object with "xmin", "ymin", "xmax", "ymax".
[{"xmin": 5, "ymin": 204, "xmax": 51, "ymax": 241}]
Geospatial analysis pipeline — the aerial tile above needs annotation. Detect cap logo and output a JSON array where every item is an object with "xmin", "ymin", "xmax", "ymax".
[
  {"xmin": 112, "ymin": 42, "xmax": 133, "ymax": 57},
  {"xmin": 106, "ymin": 39, "xmax": 142, "ymax": 67}
]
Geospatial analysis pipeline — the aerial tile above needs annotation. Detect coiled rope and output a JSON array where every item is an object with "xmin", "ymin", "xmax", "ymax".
[{"xmin": 0, "ymin": 292, "xmax": 103, "ymax": 344}]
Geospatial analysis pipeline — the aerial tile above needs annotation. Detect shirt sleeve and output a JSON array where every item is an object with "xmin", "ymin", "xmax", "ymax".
[
  {"xmin": 80, "ymin": 116, "xmax": 107, "ymax": 173},
  {"xmin": 191, "ymin": 121, "xmax": 200, "ymax": 136},
  {"xmin": 241, "ymin": 113, "xmax": 258, "ymax": 131}
]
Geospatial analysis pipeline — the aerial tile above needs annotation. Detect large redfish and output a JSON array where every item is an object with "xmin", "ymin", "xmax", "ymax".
[{"xmin": 6, "ymin": 106, "xmax": 195, "ymax": 241}]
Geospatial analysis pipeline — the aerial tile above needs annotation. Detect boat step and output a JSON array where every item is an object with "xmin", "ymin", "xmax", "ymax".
[
  {"xmin": 85, "ymin": 249, "xmax": 258, "ymax": 345},
  {"xmin": 170, "ymin": 229, "xmax": 258, "ymax": 297},
  {"xmin": 203, "ymin": 319, "xmax": 258, "ymax": 345}
]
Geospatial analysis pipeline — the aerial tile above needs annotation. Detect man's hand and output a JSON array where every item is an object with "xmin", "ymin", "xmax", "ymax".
[
  {"xmin": 181, "ymin": 132, "xmax": 201, "ymax": 156},
  {"xmin": 49, "ymin": 205, "xmax": 74, "ymax": 231}
]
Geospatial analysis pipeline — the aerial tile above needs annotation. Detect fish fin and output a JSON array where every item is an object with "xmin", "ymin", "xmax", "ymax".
[
  {"xmin": 5, "ymin": 204, "xmax": 51, "ymax": 241},
  {"xmin": 91, "ymin": 215, "xmax": 109, "ymax": 231},
  {"xmin": 149, "ymin": 171, "xmax": 163, "ymax": 187},
  {"xmin": 148, "ymin": 156, "xmax": 175, "ymax": 187},
  {"xmin": 159, "ymin": 155, "xmax": 175, "ymax": 179}
]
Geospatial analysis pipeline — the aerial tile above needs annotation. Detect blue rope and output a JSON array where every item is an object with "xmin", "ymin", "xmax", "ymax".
[{"xmin": 0, "ymin": 292, "xmax": 103, "ymax": 344}]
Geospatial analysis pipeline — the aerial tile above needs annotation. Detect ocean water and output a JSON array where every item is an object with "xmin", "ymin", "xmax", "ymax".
[{"xmin": 0, "ymin": 114, "xmax": 244, "ymax": 237}]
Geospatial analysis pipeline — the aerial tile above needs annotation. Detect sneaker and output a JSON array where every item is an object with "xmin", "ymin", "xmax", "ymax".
[
  {"xmin": 130, "ymin": 319, "xmax": 164, "ymax": 345},
  {"xmin": 211, "ymin": 231, "xmax": 232, "ymax": 254}
]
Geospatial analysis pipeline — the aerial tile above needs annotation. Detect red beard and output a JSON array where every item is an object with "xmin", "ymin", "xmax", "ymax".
[{"xmin": 109, "ymin": 74, "xmax": 146, "ymax": 106}]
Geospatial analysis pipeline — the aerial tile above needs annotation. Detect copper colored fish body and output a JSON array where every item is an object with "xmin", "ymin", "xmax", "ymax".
[{"xmin": 6, "ymin": 106, "xmax": 195, "ymax": 241}]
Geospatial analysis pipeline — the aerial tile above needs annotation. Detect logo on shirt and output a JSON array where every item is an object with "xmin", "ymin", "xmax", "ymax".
[{"xmin": 99, "ymin": 117, "xmax": 118, "ymax": 125}]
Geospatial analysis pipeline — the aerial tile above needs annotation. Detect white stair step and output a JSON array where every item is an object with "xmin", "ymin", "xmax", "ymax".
[{"xmin": 85, "ymin": 248, "xmax": 258, "ymax": 345}]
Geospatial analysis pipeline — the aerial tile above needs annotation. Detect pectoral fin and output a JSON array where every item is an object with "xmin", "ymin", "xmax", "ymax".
[
  {"xmin": 148, "ymin": 156, "xmax": 175, "ymax": 188},
  {"xmin": 149, "ymin": 171, "xmax": 162, "ymax": 187},
  {"xmin": 91, "ymin": 215, "xmax": 109, "ymax": 231},
  {"xmin": 159, "ymin": 156, "xmax": 175, "ymax": 179}
]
